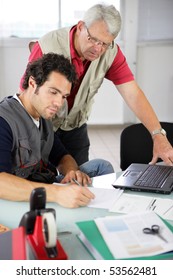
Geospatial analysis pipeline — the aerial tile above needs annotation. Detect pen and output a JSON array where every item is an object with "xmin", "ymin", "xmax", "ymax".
[{"xmin": 72, "ymin": 178, "xmax": 81, "ymax": 186}]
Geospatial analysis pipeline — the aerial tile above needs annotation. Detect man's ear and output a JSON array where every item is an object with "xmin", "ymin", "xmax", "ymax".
[
  {"xmin": 76, "ymin": 21, "xmax": 85, "ymax": 34},
  {"xmin": 29, "ymin": 76, "xmax": 36, "ymax": 89}
]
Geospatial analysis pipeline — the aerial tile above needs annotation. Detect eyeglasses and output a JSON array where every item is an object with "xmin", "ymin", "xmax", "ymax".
[{"xmin": 85, "ymin": 26, "xmax": 114, "ymax": 50}]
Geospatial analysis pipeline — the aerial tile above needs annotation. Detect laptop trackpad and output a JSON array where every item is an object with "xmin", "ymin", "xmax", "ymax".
[{"xmin": 123, "ymin": 170, "xmax": 142, "ymax": 178}]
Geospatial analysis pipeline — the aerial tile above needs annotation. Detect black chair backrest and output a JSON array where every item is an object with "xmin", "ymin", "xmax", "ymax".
[{"xmin": 120, "ymin": 122, "xmax": 173, "ymax": 171}]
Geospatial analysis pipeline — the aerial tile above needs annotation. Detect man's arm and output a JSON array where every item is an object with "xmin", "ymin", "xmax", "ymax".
[
  {"xmin": 0, "ymin": 119, "xmax": 94, "ymax": 207},
  {"xmin": 0, "ymin": 172, "xmax": 94, "ymax": 208},
  {"xmin": 116, "ymin": 80, "xmax": 173, "ymax": 165}
]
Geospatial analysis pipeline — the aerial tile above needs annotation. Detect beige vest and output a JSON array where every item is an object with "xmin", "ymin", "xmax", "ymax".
[{"xmin": 39, "ymin": 27, "xmax": 117, "ymax": 131}]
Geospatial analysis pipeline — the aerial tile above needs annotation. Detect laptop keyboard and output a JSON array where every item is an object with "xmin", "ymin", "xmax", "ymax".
[{"xmin": 134, "ymin": 165, "xmax": 173, "ymax": 188}]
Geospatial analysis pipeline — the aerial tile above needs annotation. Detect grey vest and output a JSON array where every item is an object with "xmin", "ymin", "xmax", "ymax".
[
  {"xmin": 39, "ymin": 27, "xmax": 118, "ymax": 131},
  {"xmin": 0, "ymin": 97, "xmax": 54, "ymax": 178}
]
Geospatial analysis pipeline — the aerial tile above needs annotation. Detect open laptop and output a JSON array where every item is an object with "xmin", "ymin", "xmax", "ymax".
[{"xmin": 113, "ymin": 163, "xmax": 173, "ymax": 194}]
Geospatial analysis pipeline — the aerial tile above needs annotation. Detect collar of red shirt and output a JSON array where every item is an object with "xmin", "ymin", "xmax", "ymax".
[{"xmin": 70, "ymin": 25, "xmax": 79, "ymax": 61}]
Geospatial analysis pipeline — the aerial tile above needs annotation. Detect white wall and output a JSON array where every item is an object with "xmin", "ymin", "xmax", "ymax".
[
  {"xmin": 136, "ymin": 42, "xmax": 173, "ymax": 122},
  {"xmin": 88, "ymin": 79, "xmax": 124, "ymax": 125},
  {"xmin": 0, "ymin": 39, "xmax": 30, "ymax": 99}
]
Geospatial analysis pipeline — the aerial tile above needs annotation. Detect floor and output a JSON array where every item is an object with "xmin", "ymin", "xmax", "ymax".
[{"xmin": 88, "ymin": 125, "xmax": 128, "ymax": 172}]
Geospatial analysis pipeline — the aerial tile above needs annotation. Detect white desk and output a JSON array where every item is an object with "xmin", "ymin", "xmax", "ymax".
[{"xmin": 1, "ymin": 172, "xmax": 173, "ymax": 260}]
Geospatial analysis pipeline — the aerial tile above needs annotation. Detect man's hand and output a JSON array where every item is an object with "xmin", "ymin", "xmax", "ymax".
[
  {"xmin": 150, "ymin": 135, "xmax": 173, "ymax": 165},
  {"xmin": 60, "ymin": 170, "xmax": 92, "ymax": 186},
  {"xmin": 54, "ymin": 183, "xmax": 95, "ymax": 208},
  {"xmin": 57, "ymin": 154, "xmax": 92, "ymax": 186}
]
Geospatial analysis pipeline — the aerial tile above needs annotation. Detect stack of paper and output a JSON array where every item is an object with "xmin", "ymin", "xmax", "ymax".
[{"xmin": 76, "ymin": 211, "xmax": 173, "ymax": 260}]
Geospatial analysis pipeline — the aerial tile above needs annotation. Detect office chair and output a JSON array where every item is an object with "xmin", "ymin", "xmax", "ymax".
[{"xmin": 120, "ymin": 122, "xmax": 173, "ymax": 171}]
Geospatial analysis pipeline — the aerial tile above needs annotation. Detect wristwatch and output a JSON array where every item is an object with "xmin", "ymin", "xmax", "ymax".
[{"xmin": 152, "ymin": 128, "xmax": 167, "ymax": 137}]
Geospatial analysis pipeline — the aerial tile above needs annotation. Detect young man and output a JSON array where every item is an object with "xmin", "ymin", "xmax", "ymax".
[
  {"xmin": 20, "ymin": 4, "xmax": 173, "ymax": 166},
  {"xmin": 0, "ymin": 53, "xmax": 114, "ymax": 208}
]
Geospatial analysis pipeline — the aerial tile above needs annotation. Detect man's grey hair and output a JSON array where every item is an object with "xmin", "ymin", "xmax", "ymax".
[{"xmin": 83, "ymin": 4, "xmax": 121, "ymax": 38}]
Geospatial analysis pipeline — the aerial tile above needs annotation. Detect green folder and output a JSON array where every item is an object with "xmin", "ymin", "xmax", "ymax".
[{"xmin": 76, "ymin": 219, "xmax": 173, "ymax": 260}]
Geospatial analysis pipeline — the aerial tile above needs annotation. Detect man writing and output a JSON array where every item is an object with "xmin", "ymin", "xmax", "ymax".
[{"xmin": 0, "ymin": 53, "xmax": 114, "ymax": 208}]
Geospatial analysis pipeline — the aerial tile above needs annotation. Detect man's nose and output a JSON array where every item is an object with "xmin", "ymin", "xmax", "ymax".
[
  {"xmin": 54, "ymin": 95, "xmax": 64, "ymax": 107},
  {"xmin": 93, "ymin": 43, "xmax": 103, "ymax": 52}
]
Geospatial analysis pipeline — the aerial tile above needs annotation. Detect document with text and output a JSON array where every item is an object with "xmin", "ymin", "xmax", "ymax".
[
  {"xmin": 95, "ymin": 211, "xmax": 173, "ymax": 259},
  {"xmin": 110, "ymin": 193, "xmax": 173, "ymax": 221}
]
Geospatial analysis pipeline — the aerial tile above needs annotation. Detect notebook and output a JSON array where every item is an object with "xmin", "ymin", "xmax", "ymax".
[{"xmin": 113, "ymin": 163, "xmax": 173, "ymax": 194}]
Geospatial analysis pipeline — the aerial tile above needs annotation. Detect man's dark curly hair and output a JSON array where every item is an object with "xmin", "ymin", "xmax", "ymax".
[{"xmin": 22, "ymin": 53, "xmax": 77, "ymax": 89}]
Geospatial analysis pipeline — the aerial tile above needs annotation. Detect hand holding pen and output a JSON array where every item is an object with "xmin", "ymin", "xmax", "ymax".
[
  {"xmin": 72, "ymin": 178, "xmax": 82, "ymax": 186},
  {"xmin": 53, "ymin": 178, "xmax": 95, "ymax": 208}
]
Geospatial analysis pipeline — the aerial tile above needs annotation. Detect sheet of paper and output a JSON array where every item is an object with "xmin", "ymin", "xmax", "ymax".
[
  {"xmin": 110, "ymin": 193, "xmax": 173, "ymax": 221},
  {"xmin": 95, "ymin": 211, "xmax": 173, "ymax": 259},
  {"xmin": 110, "ymin": 193, "xmax": 153, "ymax": 213},
  {"xmin": 91, "ymin": 173, "xmax": 118, "ymax": 189},
  {"xmin": 152, "ymin": 198, "xmax": 173, "ymax": 220},
  {"xmin": 88, "ymin": 188, "xmax": 123, "ymax": 209},
  {"xmin": 164, "ymin": 205, "xmax": 173, "ymax": 220}
]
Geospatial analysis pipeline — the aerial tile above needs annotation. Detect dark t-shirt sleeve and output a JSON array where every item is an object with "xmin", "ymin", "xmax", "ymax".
[
  {"xmin": 49, "ymin": 132, "xmax": 69, "ymax": 167},
  {"xmin": 0, "ymin": 117, "xmax": 13, "ymax": 173}
]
